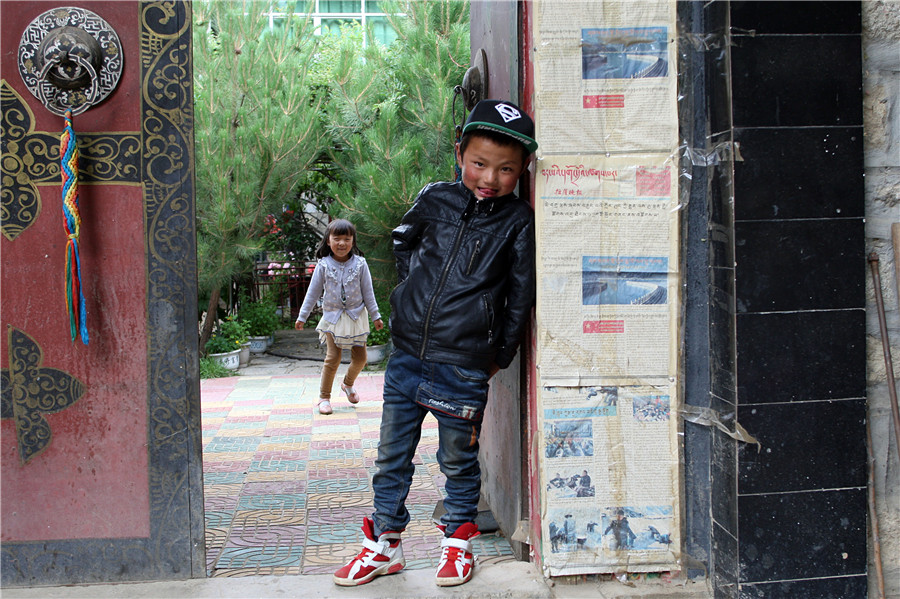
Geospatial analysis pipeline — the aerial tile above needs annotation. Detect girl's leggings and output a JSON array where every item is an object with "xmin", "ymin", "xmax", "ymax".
[{"xmin": 320, "ymin": 333, "xmax": 367, "ymax": 399}]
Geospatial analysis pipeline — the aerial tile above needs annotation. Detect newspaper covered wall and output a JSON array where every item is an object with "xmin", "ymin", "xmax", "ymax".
[{"xmin": 533, "ymin": 0, "xmax": 682, "ymax": 576}]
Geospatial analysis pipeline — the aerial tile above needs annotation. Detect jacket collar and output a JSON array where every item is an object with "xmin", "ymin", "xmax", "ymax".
[{"xmin": 457, "ymin": 181, "xmax": 516, "ymax": 220}]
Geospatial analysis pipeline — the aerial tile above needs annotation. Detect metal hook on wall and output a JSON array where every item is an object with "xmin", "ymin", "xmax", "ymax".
[{"xmin": 457, "ymin": 49, "xmax": 489, "ymax": 111}]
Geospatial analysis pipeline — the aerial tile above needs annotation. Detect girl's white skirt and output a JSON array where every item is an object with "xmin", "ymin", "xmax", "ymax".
[{"xmin": 316, "ymin": 308, "xmax": 370, "ymax": 349}]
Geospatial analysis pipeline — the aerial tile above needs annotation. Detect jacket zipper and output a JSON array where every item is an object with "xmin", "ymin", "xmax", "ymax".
[
  {"xmin": 420, "ymin": 217, "xmax": 470, "ymax": 359},
  {"xmin": 482, "ymin": 293, "xmax": 494, "ymax": 345},
  {"xmin": 465, "ymin": 240, "xmax": 482, "ymax": 275}
]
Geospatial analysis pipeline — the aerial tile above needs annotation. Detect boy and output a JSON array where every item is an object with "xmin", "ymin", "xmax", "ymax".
[{"xmin": 333, "ymin": 99, "xmax": 537, "ymax": 588}]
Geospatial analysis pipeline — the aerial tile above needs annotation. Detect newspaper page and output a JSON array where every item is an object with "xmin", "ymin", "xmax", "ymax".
[
  {"xmin": 539, "ymin": 382, "xmax": 680, "ymax": 575},
  {"xmin": 533, "ymin": 0, "xmax": 678, "ymax": 154},
  {"xmin": 536, "ymin": 154, "xmax": 679, "ymax": 385}
]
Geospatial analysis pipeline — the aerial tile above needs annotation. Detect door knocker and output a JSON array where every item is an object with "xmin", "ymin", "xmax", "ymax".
[
  {"xmin": 18, "ymin": 6, "xmax": 122, "ymax": 116},
  {"xmin": 17, "ymin": 7, "xmax": 122, "ymax": 344}
]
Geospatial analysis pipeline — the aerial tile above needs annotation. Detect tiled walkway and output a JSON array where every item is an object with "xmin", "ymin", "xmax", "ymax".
[{"xmin": 201, "ymin": 372, "xmax": 516, "ymax": 578}]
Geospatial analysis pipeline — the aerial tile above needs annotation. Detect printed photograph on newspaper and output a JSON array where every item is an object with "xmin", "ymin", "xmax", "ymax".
[
  {"xmin": 536, "ymin": 154, "xmax": 679, "ymax": 385},
  {"xmin": 534, "ymin": 0, "xmax": 677, "ymax": 154},
  {"xmin": 539, "ymin": 384, "xmax": 680, "ymax": 575}
]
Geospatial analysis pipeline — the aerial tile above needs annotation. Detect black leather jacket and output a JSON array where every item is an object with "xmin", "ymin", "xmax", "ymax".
[{"xmin": 389, "ymin": 181, "xmax": 535, "ymax": 370}]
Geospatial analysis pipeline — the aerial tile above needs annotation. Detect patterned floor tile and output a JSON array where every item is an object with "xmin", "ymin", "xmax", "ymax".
[
  {"xmin": 204, "ymin": 483, "xmax": 244, "ymax": 496},
  {"xmin": 214, "ymin": 545, "xmax": 304, "ymax": 568},
  {"xmin": 204, "ymin": 510, "xmax": 236, "ymax": 528},
  {"xmin": 205, "ymin": 495, "xmax": 239, "ymax": 511},
  {"xmin": 201, "ymin": 372, "xmax": 515, "ymax": 579},
  {"xmin": 205, "ymin": 527, "xmax": 229, "ymax": 551},
  {"xmin": 301, "ymin": 543, "xmax": 358, "ymax": 572},
  {"xmin": 249, "ymin": 459, "xmax": 307, "ymax": 472},
  {"xmin": 306, "ymin": 492, "xmax": 373, "ymax": 510},
  {"xmin": 304, "ymin": 478, "xmax": 370, "ymax": 494},
  {"xmin": 203, "ymin": 472, "xmax": 246, "ymax": 485},
  {"xmin": 237, "ymin": 493, "xmax": 306, "ymax": 511},
  {"xmin": 230, "ymin": 509, "xmax": 305, "ymax": 528},
  {"xmin": 242, "ymin": 480, "xmax": 306, "ymax": 495},
  {"xmin": 305, "ymin": 505, "xmax": 371, "ymax": 526},
  {"xmin": 305, "ymin": 522, "xmax": 365, "ymax": 545},
  {"xmin": 244, "ymin": 470, "xmax": 308, "ymax": 483},
  {"xmin": 225, "ymin": 524, "xmax": 306, "ymax": 548}
]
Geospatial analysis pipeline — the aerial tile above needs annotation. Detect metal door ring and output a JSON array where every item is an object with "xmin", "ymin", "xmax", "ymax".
[{"xmin": 18, "ymin": 7, "xmax": 122, "ymax": 116}]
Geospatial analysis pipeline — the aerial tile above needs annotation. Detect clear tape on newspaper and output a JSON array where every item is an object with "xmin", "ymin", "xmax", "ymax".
[{"xmin": 680, "ymin": 404, "xmax": 761, "ymax": 452}]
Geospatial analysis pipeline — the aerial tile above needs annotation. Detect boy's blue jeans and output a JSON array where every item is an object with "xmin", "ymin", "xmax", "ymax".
[{"xmin": 371, "ymin": 348, "xmax": 490, "ymax": 538}]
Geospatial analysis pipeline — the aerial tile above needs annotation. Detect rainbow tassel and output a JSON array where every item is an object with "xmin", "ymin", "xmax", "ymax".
[{"xmin": 60, "ymin": 110, "xmax": 89, "ymax": 345}]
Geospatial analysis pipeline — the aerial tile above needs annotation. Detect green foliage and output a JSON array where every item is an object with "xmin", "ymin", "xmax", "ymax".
[
  {"xmin": 367, "ymin": 325, "xmax": 391, "ymax": 347},
  {"xmin": 261, "ymin": 200, "xmax": 326, "ymax": 261},
  {"xmin": 219, "ymin": 316, "xmax": 250, "ymax": 345},
  {"xmin": 193, "ymin": 0, "xmax": 328, "ymax": 297},
  {"xmin": 206, "ymin": 334, "xmax": 240, "ymax": 354},
  {"xmin": 200, "ymin": 355, "xmax": 235, "ymax": 379},
  {"xmin": 323, "ymin": 0, "xmax": 470, "ymax": 302},
  {"xmin": 240, "ymin": 296, "xmax": 280, "ymax": 336}
]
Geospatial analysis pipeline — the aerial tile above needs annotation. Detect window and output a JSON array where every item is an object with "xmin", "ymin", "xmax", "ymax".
[{"xmin": 268, "ymin": 0, "xmax": 399, "ymax": 46}]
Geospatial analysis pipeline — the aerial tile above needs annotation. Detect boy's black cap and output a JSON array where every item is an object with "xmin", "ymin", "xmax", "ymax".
[{"xmin": 462, "ymin": 99, "xmax": 538, "ymax": 154}]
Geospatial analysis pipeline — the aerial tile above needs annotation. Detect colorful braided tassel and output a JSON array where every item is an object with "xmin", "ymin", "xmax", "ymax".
[{"xmin": 60, "ymin": 110, "xmax": 89, "ymax": 345}]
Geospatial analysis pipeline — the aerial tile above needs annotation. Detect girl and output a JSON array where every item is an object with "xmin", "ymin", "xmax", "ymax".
[{"xmin": 295, "ymin": 219, "xmax": 383, "ymax": 414}]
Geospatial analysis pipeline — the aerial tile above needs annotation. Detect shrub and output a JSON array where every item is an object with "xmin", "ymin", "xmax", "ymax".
[
  {"xmin": 219, "ymin": 316, "xmax": 249, "ymax": 345},
  {"xmin": 206, "ymin": 334, "xmax": 239, "ymax": 354},
  {"xmin": 240, "ymin": 297, "xmax": 280, "ymax": 337},
  {"xmin": 200, "ymin": 356, "xmax": 234, "ymax": 379},
  {"xmin": 367, "ymin": 325, "xmax": 391, "ymax": 347}
]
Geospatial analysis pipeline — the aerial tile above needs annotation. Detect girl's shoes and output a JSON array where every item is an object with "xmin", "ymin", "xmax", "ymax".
[
  {"xmin": 318, "ymin": 399, "xmax": 333, "ymax": 415},
  {"xmin": 341, "ymin": 383, "xmax": 360, "ymax": 404}
]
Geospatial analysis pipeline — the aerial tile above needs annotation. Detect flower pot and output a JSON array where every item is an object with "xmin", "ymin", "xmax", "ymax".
[
  {"xmin": 209, "ymin": 348, "xmax": 241, "ymax": 371},
  {"xmin": 248, "ymin": 336, "xmax": 269, "ymax": 354},
  {"xmin": 366, "ymin": 342, "xmax": 391, "ymax": 364},
  {"xmin": 239, "ymin": 342, "xmax": 251, "ymax": 366}
]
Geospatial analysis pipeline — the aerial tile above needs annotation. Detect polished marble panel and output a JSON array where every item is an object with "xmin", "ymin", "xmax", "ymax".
[
  {"xmin": 730, "ymin": 1, "xmax": 861, "ymax": 34},
  {"xmin": 737, "ymin": 489, "xmax": 867, "ymax": 583},
  {"xmin": 736, "ymin": 399, "xmax": 866, "ymax": 494},
  {"xmin": 733, "ymin": 127, "xmax": 864, "ymax": 221},
  {"xmin": 738, "ymin": 575, "xmax": 867, "ymax": 599},
  {"xmin": 731, "ymin": 36, "xmax": 862, "ymax": 128},
  {"xmin": 735, "ymin": 310, "xmax": 866, "ymax": 403},
  {"xmin": 734, "ymin": 219, "xmax": 865, "ymax": 312}
]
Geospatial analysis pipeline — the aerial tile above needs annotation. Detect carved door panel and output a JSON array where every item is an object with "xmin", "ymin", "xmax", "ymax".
[{"xmin": 1, "ymin": 1, "xmax": 203, "ymax": 586}]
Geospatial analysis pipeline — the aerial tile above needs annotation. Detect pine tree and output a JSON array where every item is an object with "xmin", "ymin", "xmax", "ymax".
[
  {"xmin": 193, "ymin": 0, "xmax": 328, "ymax": 348},
  {"xmin": 324, "ymin": 0, "xmax": 470, "ymax": 315}
]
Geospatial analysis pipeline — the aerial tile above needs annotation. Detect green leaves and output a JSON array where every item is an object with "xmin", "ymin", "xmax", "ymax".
[
  {"xmin": 324, "ymin": 1, "xmax": 470, "ymax": 297},
  {"xmin": 193, "ymin": 1, "xmax": 327, "ymax": 296}
]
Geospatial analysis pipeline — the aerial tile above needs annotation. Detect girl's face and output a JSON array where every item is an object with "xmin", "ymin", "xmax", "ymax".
[{"xmin": 328, "ymin": 232, "xmax": 354, "ymax": 262}]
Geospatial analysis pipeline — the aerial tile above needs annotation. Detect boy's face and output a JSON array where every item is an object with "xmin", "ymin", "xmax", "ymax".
[{"xmin": 456, "ymin": 136, "xmax": 527, "ymax": 201}]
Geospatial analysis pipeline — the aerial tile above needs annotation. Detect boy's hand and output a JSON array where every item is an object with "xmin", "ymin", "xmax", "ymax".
[
  {"xmin": 488, "ymin": 363, "xmax": 500, "ymax": 378},
  {"xmin": 373, "ymin": 319, "xmax": 384, "ymax": 330},
  {"xmin": 294, "ymin": 321, "xmax": 304, "ymax": 330}
]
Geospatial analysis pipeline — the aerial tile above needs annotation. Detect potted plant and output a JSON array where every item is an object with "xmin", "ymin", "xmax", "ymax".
[
  {"xmin": 240, "ymin": 296, "xmax": 280, "ymax": 353},
  {"xmin": 220, "ymin": 316, "xmax": 251, "ymax": 367},
  {"xmin": 366, "ymin": 325, "xmax": 392, "ymax": 364},
  {"xmin": 205, "ymin": 333, "xmax": 241, "ymax": 370}
]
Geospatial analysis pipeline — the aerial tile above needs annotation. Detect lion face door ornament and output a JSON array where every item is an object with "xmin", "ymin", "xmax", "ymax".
[
  {"xmin": 18, "ymin": 6, "xmax": 122, "ymax": 116},
  {"xmin": 17, "ymin": 7, "xmax": 123, "ymax": 344}
]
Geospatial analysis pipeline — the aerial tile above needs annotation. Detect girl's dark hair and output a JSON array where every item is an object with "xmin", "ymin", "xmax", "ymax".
[{"xmin": 315, "ymin": 219, "xmax": 364, "ymax": 258}]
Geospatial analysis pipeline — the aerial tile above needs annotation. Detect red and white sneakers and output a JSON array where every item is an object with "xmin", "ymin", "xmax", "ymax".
[
  {"xmin": 333, "ymin": 518, "xmax": 405, "ymax": 586},
  {"xmin": 435, "ymin": 522, "xmax": 480, "ymax": 587}
]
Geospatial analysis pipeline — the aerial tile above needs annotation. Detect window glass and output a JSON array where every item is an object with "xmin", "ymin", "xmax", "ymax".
[
  {"xmin": 367, "ymin": 16, "xmax": 397, "ymax": 45},
  {"xmin": 320, "ymin": 0, "xmax": 361, "ymax": 13}
]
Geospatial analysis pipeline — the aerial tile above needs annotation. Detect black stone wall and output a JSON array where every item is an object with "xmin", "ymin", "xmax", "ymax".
[{"xmin": 682, "ymin": 2, "xmax": 868, "ymax": 597}]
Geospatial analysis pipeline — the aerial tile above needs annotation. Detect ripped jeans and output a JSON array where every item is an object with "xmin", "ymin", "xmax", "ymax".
[{"xmin": 371, "ymin": 348, "xmax": 489, "ymax": 538}]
